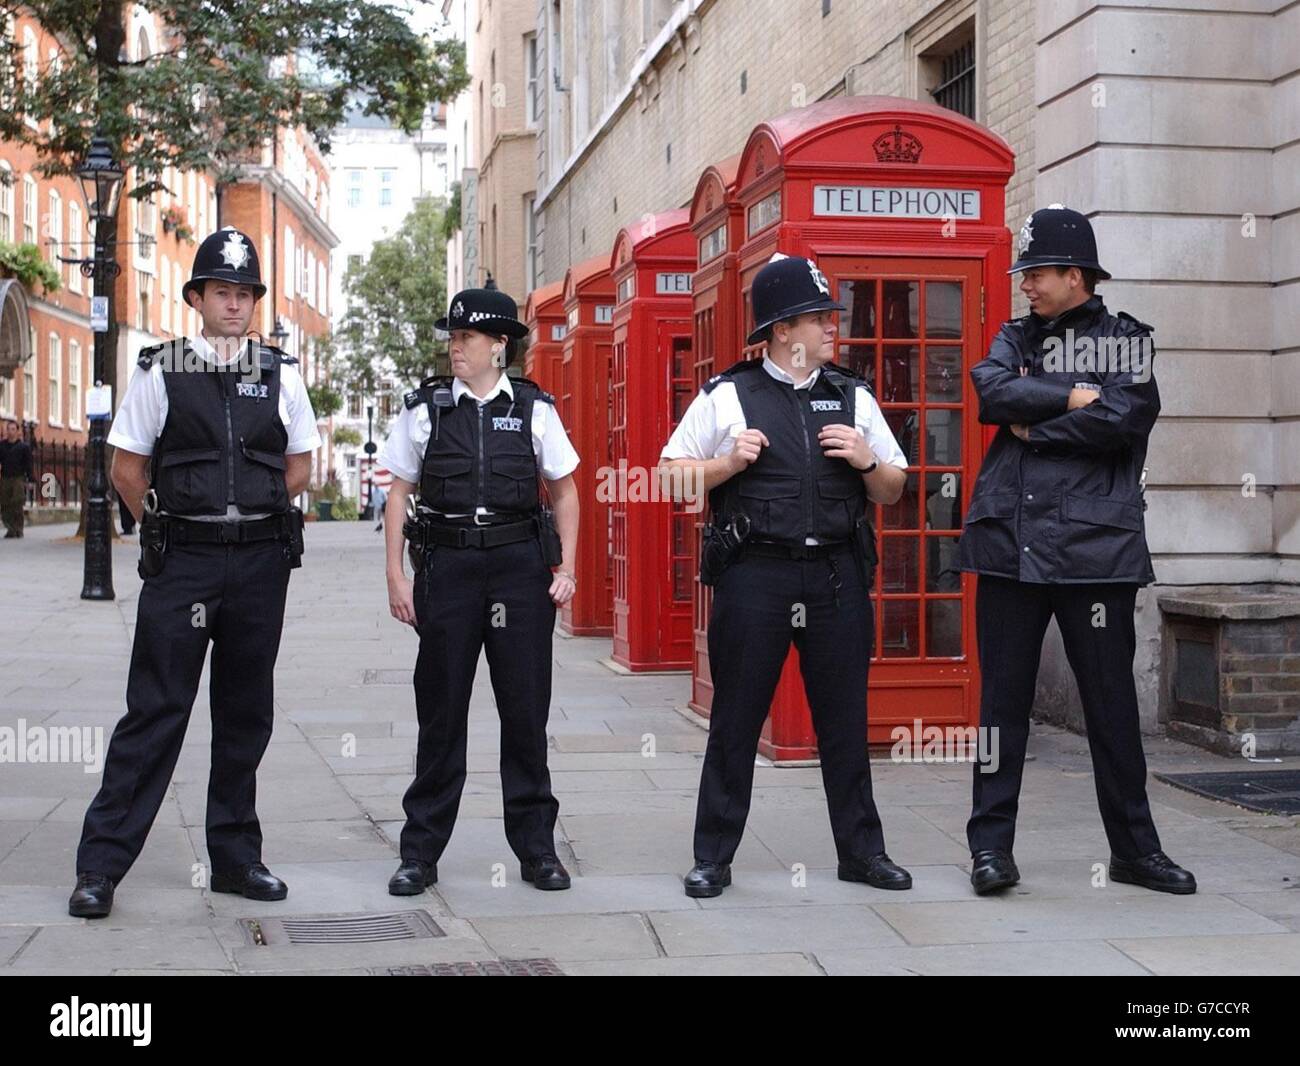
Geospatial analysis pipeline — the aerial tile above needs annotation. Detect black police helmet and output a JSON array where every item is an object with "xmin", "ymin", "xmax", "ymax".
[
  {"xmin": 182, "ymin": 226, "xmax": 266, "ymax": 303},
  {"xmin": 436, "ymin": 287, "xmax": 530, "ymax": 340},
  {"xmin": 1008, "ymin": 204, "xmax": 1111, "ymax": 280},
  {"xmin": 747, "ymin": 254, "xmax": 845, "ymax": 346}
]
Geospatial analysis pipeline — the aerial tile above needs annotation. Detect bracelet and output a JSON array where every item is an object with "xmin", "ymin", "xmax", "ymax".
[{"xmin": 855, "ymin": 456, "xmax": 879, "ymax": 474}]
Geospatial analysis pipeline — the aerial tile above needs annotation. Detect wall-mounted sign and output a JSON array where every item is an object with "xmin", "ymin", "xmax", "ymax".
[
  {"xmin": 813, "ymin": 185, "xmax": 980, "ymax": 220},
  {"xmin": 698, "ymin": 224, "xmax": 726, "ymax": 265},
  {"xmin": 655, "ymin": 272, "xmax": 692, "ymax": 294},
  {"xmin": 747, "ymin": 190, "xmax": 781, "ymax": 236},
  {"xmin": 594, "ymin": 304, "xmax": 614, "ymax": 324}
]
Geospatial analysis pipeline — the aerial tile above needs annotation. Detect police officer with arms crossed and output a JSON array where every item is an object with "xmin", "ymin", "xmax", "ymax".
[
  {"xmin": 68, "ymin": 227, "xmax": 318, "ymax": 918},
  {"xmin": 958, "ymin": 205, "xmax": 1195, "ymax": 896},
  {"xmin": 660, "ymin": 254, "xmax": 912, "ymax": 898},
  {"xmin": 381, "ymin": 287, "xmax": 580, "ymax": 894}
]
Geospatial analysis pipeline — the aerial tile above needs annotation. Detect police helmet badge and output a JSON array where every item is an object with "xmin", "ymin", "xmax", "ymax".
[
  {"xmin": 219, "ymin": 229, "xmax": 250, "ymax": 271},
  {"xmin": 807, "ymin": 261, "xmax": 830, "ymax": 296},
  {"xmin": 1017, "ymin": 214, "xmax": 1035, "ymax": 257}
]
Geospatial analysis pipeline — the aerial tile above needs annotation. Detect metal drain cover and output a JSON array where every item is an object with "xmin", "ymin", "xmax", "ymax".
[
  {"xmin": 1155, "ymin": 770, "xmax": 1300, "ymax": 815},
  {"xmin": 386, "ymin": 959, "xmax": 565, "ymax": 976},
  {"xmin": 240, "ymin": 910, "xmax": 444, "ymax": 946}
]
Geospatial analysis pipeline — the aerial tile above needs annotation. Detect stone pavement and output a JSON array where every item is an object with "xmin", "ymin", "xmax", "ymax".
[{"xmin": 0, "ymin": 521, "xmax": 1296, "ymax": 976}]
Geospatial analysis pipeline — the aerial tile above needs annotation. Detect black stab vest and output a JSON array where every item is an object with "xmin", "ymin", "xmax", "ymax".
[
  {"xmin": 708, "ymin": 361, "xmax": 868, "ymax": 544},
  {"xmin": 146, "ymin": 341, "xmax": 291, "ymax": 516},
  {"xmin": 407, "ymin": 376, "xmax": 547, "ymax": 516}
]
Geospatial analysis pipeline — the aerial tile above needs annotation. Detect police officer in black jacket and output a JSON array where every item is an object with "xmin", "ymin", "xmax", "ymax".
[
  {"xmin": 661, "ymin": 255, "xmax": 912, "ymax": 898},
  {"xmin": 381, "ymin": 287, "xmax": 581, "ymax": 894},
  {"xmin": 68, "ymin": 227, "xmax": 318, "ymax": 918},
  {"xmin": 958, "ymin": 205, "xmax": 1195, "ymax": 896}
]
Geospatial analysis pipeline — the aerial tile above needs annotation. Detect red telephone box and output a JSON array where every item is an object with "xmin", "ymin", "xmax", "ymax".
[
  {"xmin": 609, "ymin": 209, "xmax": 696, "ymax": 672},
  {"xmin": 695, "ymin": 95, "xmax": 1013, "ymax": 760},
  {"xmin": 559, "ymin": 256, "xmax": 616, "ymax": 637},
  {"xmin": 686, "ymin": 156, "xmax": 744, "ymax": 714},
  {"xmin": 524, "ymin": 280, "xmax": 567, "ymax": 397}
]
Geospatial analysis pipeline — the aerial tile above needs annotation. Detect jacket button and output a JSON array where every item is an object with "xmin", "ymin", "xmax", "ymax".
[
  {"xmin": 1023, "ymin": 546, "xmax": 1031, "ymax": 552},
  {"xmin": 1026, "ymin": 493, "xmax": 1033, "ymax": 500}
]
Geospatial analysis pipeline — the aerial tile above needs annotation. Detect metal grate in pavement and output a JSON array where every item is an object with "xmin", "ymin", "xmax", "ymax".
[
  {"xmin": 386, "ymin": 959, "xmax": 565, "ymax": 976},
  {"xmin": 1154, "ymin": 770, "xmax": 1300, "ymax": 815},
  {"xmin": 239, "ymin": 910, "xmax": 444, "ymax": 946}
]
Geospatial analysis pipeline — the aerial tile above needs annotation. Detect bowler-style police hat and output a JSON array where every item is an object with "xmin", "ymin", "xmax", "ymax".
[
  {"xmin": 183, "ymin": 226, "xmax": 266, "ymax": 302},
  {"xmin": 436, "ymin": 288, "xmax": 530, "ymax": 339},
  {"xmin": 747, "ymin": 254, "xmax": 845, "ymax": 346},
  {"xmin": 1008, "ymin": 204, "xmax": 1111, "ymax": 280}
]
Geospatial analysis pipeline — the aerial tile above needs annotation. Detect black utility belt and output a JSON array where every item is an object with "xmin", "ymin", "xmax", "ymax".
[
  {"xmin": 744, "ymin": 538, "xmax": 854, "ymax": 560},
  {"xmin": 406, "ymin": 515, "xmax": 539, "ymax": 550},
  {"xmin": 162, "ymin": 514, "xmax": 290, "ymax": 545}
]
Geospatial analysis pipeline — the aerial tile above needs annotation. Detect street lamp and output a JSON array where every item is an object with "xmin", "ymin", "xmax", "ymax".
[
  {"xmin": 270, "ymin": 317, "xmax": 290, "ymax": 350},
  {"xmin": 76, "ymin": 134, "xmax": 124, "ymax": 602}
]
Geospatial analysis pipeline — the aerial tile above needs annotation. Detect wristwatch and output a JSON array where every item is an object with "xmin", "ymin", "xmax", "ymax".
[{"xmin": 857, "ymin": 455, "xmax": 879, "ymax": 474}]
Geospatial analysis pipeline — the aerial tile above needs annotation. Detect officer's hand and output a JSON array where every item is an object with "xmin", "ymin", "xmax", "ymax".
[
  {"xmin": 819, "ymin": 423, "xmax": 873, "ymax": 469},
  {"xmin": 388, "ymin": 573, "xmax": 417, "ymax": 627},
  {"xmin": 1068, "ymin": 386, "xmax": 1100, "ymax": 410},
  {"xmin": 729, "ymin": 429, "xmax": 769, "ymax": 469},
  {"xmin": 549, "ymin": 570, "xmax": 576, "ymax": 607}
]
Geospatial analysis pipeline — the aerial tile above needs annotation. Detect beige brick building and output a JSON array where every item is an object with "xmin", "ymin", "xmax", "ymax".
[{"xmin": 469, "ymin": 0, "xmax": 1300, "ymax": 739}]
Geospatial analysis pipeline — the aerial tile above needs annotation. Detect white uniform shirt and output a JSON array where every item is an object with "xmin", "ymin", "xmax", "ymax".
[
  {"xmin": 660, "ymin": 355, "xmax": 908, "ymax": 543},
  {"xmin": 380, "ymin": 372, "xmax": 579, "ymax": 518},
  {"xmin": 108, "ymin": 333, "xmax": 321, "ymax": 521}
]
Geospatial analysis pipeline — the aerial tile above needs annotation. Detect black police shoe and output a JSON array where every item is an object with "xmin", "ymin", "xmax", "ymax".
[
  {"xmin": 683, "ymin": 861, "xmax": 732, "ymax": 898},
  {"xmin": 68, "ymin": 872, "xmax": 115, "ymax": 918},
  {"xmin": 838, "ymin": 853, "xmax": 913, "ymax": 890},
  {"xmin": 211, "ymin": 862, "xmax": 288, "ymax": 901},
  {"xmin": 1109, "ymin": 851, "xmax": 1196, "ymax": 895},
  {"xmin": 520, "ymin": 854, "xmax": 571, "ymax": 890},
  {"xmin": 388, "ymin": 859, "xmax": 438, "ymax": 896},
  {"xmin": 970, "ymin": 850, "xmax": 1020, "ymax": 895}
]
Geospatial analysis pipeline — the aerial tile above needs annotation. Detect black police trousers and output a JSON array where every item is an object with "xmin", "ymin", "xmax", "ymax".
[
  {"xmin": 77, "ymin": 538, "xmax": 292, "ymax": 880},
  {"xmin": 967, "ymin": 574, "xmax": 1162, "ymax": 860},
  {"xmin": 401, "ymin": 536, "xmax": 559, "ymax": 864},
  {"xmin": 694, "ymin": 545, "xmax": 886, "ymax": 864}
]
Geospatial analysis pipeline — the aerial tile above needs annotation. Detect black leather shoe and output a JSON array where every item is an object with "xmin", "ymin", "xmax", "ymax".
[
  {"xmin": 68, "ymin": 872, "xmax": 115, "ymax": 918},
  {"xmin": 1109, "ymin": 851, "xmax": 1196, "ymax": 895},
  {"xmin": 388, "ymin": 859, "xmax": 438, "ymax": 895},
  {"xmin": 683, "ymin": 860, "xmax": 731, "ymax": 898},
  {"xmin": 521, "ymin": 854, "xmax": 571, "ymax": 890},
  {"xmin": 970, "ymin": 849, "xmax": 1020, "ymax": 895},
  {"xmin": 211, "ymin": 862, "xmax": 288, "ymax": 900},
  {"xmin": 839, "ymin": 853, "xmax": 913, "ymax": 890}
]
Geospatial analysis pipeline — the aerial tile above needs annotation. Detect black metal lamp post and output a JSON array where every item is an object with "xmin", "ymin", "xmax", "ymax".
[
  {"xmin": 270, "ymin": 317, "xmax": 290, "ymax": 350},
  {"xmin": 363, "ymin": 402, "xmax": 376, "ymax": 520},
  {"xmin": 76, "ymin": 135, "xmax": 124, "ymax": 601}
]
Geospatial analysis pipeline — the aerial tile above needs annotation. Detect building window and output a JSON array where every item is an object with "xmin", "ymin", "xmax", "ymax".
[
  {"xmin": 0, "ymin": 374, "xmax": 13, "ymax": 418},
  {"xmin": 347, "ymin": 393, "xmax": 363, "ymax": 420},
  {"xmin": 284, "ymin": 226, "xmax": 295, "ymax": 300},
  {"xmin": 47, "ymin": 333, "xmax": 61, "ymax": 425},
  {"xmin": 524, "ymin": 194, "xmax": 538, "ymax": 292},
  {"xmin": 22, "ymin": 175, "xmax": 36, "ymax": 244},
  {"xmin": 67, "ymin": 202, "xmax": 83, "ymax": 293},
  {"xmin": 23, "ymin": 342, "xmax": 35, "ymax": 420},
  {"xmin": 378, "ymin": 169, "xmax": 394, "ymax": 207},
  {"xmin": 21, "ymin": 27, "xmax": 37, "ymax": 129},
  {"xmin": 47, "ymin": 189, "xmax": 62, "ymax": 275},
  {"xmin": 347, "ymin": 169, "xmax": 362, "ymax": 208},
  {"xmin": 525, "ymin": 33, "xmax": 540, "ymax": 127},
  {"xmin": 136, "ymin": 270, "xmax": 153, "ymax": 331},
  {"xmin": 908, "ymin": 5, "xmax": 978, "ymax": 122},
  {"xmin": 347, "ymin": 254, "xmax": 363, "ymax": 274},
  {"xmin": 68, "ymin": 339, "xmax": 81, "ymax": 428},
  {"xmin": 159, "ymin": 254, "xmax": 171, "ymax": 333},
  {"xmin": 0, "ymin": 163, "xmax": 12, "ymax": 242}
]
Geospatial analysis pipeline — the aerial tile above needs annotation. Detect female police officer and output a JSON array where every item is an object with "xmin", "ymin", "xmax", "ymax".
[
  {"xmin": 660, "ymin": 255, "xmax": 912, "ymax": 898},
  {"xmin": 380, "ymin": 287, "xmax": 580, "ymax": 893}
]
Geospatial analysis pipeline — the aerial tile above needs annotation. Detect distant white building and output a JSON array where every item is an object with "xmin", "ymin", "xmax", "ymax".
[{"xmin": 327, "ymin": 102, "xmax": 448, "ymax": 507}]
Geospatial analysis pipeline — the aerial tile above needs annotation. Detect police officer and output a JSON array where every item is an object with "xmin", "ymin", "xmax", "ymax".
[
  {"xmin": 68, "ymin": 226, "xmax": 318, "ymax": 918},
  {"xmin": 381, "ymin": 287, "xmax": 580, "ymax": 893},
  {"xmin": 0, "ymin": 418, "xmax": 33, "ymax": 537},
  {"xmin": 957, "ymin": 205, "xmax": 1195, "ymax": 896},
  {"xmin": 661, "ymin": 254, "xmax": 912, "ymax": 898}
]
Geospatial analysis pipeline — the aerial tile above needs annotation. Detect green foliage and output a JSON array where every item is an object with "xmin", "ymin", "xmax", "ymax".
[
  {"xmin": 332, "ymin": 425, "xmax": 362, "ymax": 447},
  {"xmin": 331, "ymin": 494, "xmax": 358, "ymax": 521},
  {"xmin": 0, "ymin": 1, "xmax": 471, "ymax": 196},
  {"xmin": 0, "ymin": 241, "xmax": 62, "ymax": 293},
  {"xmin": 307, "ymin": 381, "xmax": 343, "ymax": 419},
  {"xmin": 337, "ymin": 196, "xmax": 449, "ymax": 396},
  {"xmin": 442, "ymin": 180, "xmax": 461, "ymax": 242}
]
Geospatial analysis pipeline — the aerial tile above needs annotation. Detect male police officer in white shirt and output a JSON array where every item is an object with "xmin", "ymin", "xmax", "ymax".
[
  {"xmin": 660, "ymin": 254, "xmax": 911, "ymax": 898},
  {"xmin": 380, "ymin": 286, "xmax": 581, "ymax": 894},
  {"xmin": 69, "ymin": 227, "xmax": 319, "ymax": 919}
]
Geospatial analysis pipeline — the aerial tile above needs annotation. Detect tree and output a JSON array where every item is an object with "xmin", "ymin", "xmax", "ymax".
[
  {"xmin": 0, "ymin": 0, "xmax": 469, "ymax": 407},
  {"xmin": 337, "ymin": 195, "xmax": 447, "ymax": 404}
]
